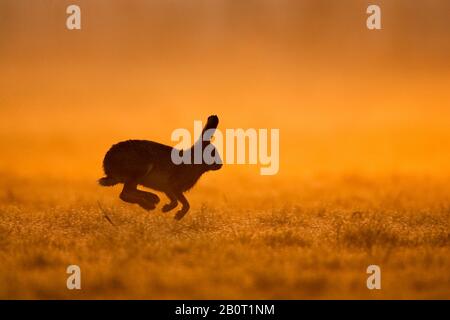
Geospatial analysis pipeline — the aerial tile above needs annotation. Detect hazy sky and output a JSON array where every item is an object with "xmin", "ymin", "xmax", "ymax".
[{"xmin": 1, "ymin": 1, "xmax": 449, "ymax": 177}]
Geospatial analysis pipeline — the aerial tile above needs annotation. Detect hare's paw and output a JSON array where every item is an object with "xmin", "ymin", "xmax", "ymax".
[
  {"xmin": 143, "ymin": 192, "xmax": 160, "ymax": 204},
  {"xmin": 138, "ymin": 199, "xmax": 157, "ymax": 211},
  {"xmin": 174, "ymin": 207, "xmax": 189, "ymax": 220},
  {"xmin": 162, "ymin": 202, "xmax": 177, "ymax": 213}
]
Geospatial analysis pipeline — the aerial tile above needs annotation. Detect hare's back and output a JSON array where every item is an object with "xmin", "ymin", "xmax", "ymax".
[{"xmin": 103, "ymin": 140, "xmax": 172, "ymax": 180}]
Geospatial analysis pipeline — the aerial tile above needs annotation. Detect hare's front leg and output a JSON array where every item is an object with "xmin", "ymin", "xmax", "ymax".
[
  {"xmin": 174, "ymin": 192, "xmax": 190, "ymax": 220},
  {"xmin": 162, "ymin": 191, "xmax": 178, "ymax": 213}
]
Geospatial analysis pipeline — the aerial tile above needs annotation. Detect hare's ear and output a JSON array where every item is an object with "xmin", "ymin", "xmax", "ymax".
[{"xmin": 202, "ymin": 115, "xmax": 219, "ymax": 143}]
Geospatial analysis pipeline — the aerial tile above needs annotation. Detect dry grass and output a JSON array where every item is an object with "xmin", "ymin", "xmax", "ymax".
[{"xmin": 0, "ymin": 173, "xmax": 449, "ymax": 299}]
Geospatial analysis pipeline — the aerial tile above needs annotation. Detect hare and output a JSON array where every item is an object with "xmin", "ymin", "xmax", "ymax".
[{"xmin": 98, "ymin": 115, "xmax": 222, "ymax": 220}]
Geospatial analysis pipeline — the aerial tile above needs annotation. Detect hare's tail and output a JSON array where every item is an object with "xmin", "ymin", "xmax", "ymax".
[{"xmin": 98, "ymin": 176, "xmax": 119, "ymax": 186}]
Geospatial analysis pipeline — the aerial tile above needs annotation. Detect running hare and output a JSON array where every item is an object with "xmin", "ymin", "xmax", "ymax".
[{"xmin": 98, "ymin": 115, "xmax": 222, "ymax": 220}]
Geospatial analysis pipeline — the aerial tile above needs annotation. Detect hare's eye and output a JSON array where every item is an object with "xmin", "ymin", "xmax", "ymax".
[{"xmin": 212, "ymin": 149, "xmax": 216, "ymax": 157}]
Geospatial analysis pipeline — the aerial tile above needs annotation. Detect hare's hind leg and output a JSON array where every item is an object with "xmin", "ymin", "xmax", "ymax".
[
  {"xmin": 136, "ymin": 163, "xmax": 160, "ymax": 204},
  {"xmin": 135, "ymin": 189, "xmax": 160, "ymax": 204},
  {"xmin": 162, "ymin": 191, "xmax": 178, "ymax": 213},
  {"xmin": 120, "ymin": 181, "xmax": 157, "ymax": 211},
  {"xmin": 174, "ymin": 192, "xmax": 190, "ymax": 220}
]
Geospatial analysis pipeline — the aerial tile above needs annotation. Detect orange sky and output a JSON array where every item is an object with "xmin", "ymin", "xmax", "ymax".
[{"xmin": 1, "ymin": 1, "xmax": 450, "ymax": 179}]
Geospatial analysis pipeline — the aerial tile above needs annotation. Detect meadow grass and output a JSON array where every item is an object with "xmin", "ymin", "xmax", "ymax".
[{"xmin": 0, "ymin": 173, "xmax": 449, "ymax": 299}]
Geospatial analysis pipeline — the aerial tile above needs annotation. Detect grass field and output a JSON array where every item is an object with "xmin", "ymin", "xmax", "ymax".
[
  {"xmin": 1, "ymin": 172, "xmax": 449, "ymax": 299},
  {"xmin": 1, "ymin": 0, "xmax": 450, "ymax": 301}
]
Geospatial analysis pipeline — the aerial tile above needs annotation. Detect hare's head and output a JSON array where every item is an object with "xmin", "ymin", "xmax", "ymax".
[{"xmin": 200, "ymin": 115, "xmax": 223, "ymax": 172}]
